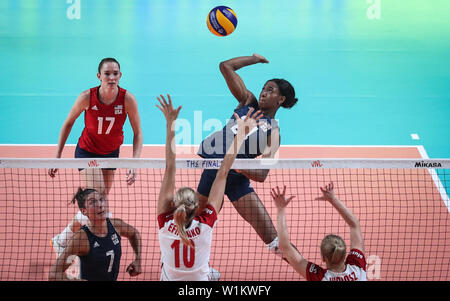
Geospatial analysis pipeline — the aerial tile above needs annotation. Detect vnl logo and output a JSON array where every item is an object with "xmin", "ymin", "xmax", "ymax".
[
  {"xmin": 311, "ymin": 160, "xmax": 323, "ymax": 168},
  {"xmin": 66, "ymin": 0, "xmax": 81, "ymax": 20}
]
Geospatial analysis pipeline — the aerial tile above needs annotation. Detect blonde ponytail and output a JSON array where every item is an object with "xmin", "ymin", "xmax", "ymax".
[
  {"xmin": 321, "ymin": 234, "xmax": 347, "ymax": 267},
  {"xmin": 174, "ymin": 204, "xmax": 192, "ymax": 247},
  {"xmin": 173, "ymin": 187, "xmax": 198, "ymax": 248}
]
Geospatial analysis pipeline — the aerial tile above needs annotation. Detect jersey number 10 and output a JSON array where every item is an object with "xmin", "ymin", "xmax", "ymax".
[{"xmin": 171, "ymin": 240, "xmax": 195, "ymax": 268}]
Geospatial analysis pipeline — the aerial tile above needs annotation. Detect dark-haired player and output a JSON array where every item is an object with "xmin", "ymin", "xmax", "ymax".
[
  {"xmin": 197, "ymin": 53, "xmax": 299, "ymax": 257},
  {"xmin": 49, "ymin": 188, "xmax": 142, "ymax": 281},
  {"xmin": 48, "ymin": 58, "xmax": 143, "ymax": 265}
]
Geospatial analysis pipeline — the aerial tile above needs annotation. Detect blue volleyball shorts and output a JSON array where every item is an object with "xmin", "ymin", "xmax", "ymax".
[{"xmin": 197, "ymin": 169, "xmax": 254, "ymax": 202}]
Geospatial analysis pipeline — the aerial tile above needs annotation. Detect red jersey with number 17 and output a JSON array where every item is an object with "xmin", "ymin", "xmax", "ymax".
[{"xmin": 78, "ymin": 86, "xmax": 127, "ymax": 155}]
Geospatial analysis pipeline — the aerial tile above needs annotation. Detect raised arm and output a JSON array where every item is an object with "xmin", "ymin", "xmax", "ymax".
[
  {"xmin": 219, "ymin": 54, "xmax": 268, "ymax": 107},
  {"xmin": 208, "ymin": 108, "xmax": 263, "ymax": 213},
  {"xmin": 271, "ymin": 185, "xmax": 309, "ymax": 279},
  {"xmin": 111, "ymin": 218, "xmax": 142, "ymax": 277},
  {"xmin": 156, "ymin": 94, "xmax": 181, "ymax": 215},
  {"xmin": 315, "ymin": 182, "xmax": 365, "ymax": 253}
]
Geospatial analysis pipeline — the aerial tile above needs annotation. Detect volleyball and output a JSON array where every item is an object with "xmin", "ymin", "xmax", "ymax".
[{"xmin": 207, "ymin": 6, "xmax": 237, "ymax": 37}]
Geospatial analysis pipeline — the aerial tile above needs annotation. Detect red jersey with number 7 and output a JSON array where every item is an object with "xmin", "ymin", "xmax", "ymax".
[{"xmin": 78, "ymin": 86, "xmax": 127, "ymax": 155}]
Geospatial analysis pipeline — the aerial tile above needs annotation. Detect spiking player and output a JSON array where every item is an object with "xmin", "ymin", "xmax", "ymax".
[
  {"xmin": 197, "ymin": 54, "xmax": 298, "ymax": 257},
  {"xmin": 156, "ymin": 94, "xmax": 263, "ymax": 280}
]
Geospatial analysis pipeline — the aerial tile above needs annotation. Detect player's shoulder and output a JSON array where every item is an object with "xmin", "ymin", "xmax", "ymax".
[
  {"xmin": 196, "ymin": 205, "xmax": 217, "ymax": 227},
  {"xmin": 124, "ymin": 90, "xmax": 138, "ymax": 105},
  {"xmin": 109, "ymin": 217, "xmax": 125, "ymax": 227},
  {"xmin": 345, "ymin": 249, "xmax": 367, "ymax": 270},
  {"xmin": 79, "ymin": 88, "xmax": 92, "ymax": 98},
  {"xmin": 75, "ymin": 89, "xmax": 92, "ymax": 106}
]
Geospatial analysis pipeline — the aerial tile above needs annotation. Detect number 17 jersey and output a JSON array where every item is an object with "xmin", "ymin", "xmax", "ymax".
[{"xmin": 78, "ymin": 86, "xmax": 127, "ymax": 155}]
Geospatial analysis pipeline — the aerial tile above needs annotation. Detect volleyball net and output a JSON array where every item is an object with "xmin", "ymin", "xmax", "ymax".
[{"xmin": 0, "ymin": 158, "xmax": 449, "ymax": 281}]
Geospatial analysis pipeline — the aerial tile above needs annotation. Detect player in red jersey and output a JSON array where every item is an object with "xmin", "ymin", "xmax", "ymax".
[
  {"xmin": 48, "ymin": 58, "xmax": 143, "ymax": 270},
  {"xmin": 272, "ymin": 182, "xmax": 367, "ymax": 281}
]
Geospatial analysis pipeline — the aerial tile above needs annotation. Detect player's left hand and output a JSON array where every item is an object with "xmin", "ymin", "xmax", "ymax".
[
  {"xmin": 271, "ymin": 185, "xmax": 295, "ymax": 209},
  {"xmin": 126, "ymin": 259, "xmax": 142, "ymax": 277},
  {"xmin": 126, "ymin": 168, "xmax": 136, "ymax": 185}
]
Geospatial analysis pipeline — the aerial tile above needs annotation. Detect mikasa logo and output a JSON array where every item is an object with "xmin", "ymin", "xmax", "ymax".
[{"xmin": 414, "ymin": 161, "xmax": 442, "ymax": 168}]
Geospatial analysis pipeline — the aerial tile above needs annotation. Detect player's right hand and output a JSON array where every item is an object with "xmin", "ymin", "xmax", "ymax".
[
  {"xmin": 315, "ymin": 182, "xmax": 338, "ymax": 203},
  {"xmin": 48, "ymin": 168, "xmax": 58, "ymax": 177},
  {"xmin": 271, "ymin": 185, "xmax": 295, "ymax": 209},
  {"xmin": 156, "ymin": 94, "xmax": 181, "ymax": 124}
]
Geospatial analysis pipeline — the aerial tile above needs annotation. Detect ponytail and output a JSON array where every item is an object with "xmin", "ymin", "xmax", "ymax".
[
  {"xmin": 330, "ymin": 243, "xmax": 346, "ymax": 265},
  {"xmin": 174, "ymin": 204, "xmax": 193, "ymax": 247},
  {"xmin": 320, "ymin": 234, "xmax": 347, "ymax": 267},
  {"xmin": 173, "ymin": 187, "xmax": 199, "ymax": 248}
]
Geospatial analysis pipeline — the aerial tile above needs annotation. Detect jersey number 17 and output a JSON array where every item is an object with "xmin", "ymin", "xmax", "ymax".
[{"xmin": 97, "ymin": 117, "xmax": 115, "ymax": 135}]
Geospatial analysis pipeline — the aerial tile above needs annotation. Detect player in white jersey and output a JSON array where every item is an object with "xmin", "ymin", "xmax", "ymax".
[
  {"xmin": 272, "ymin": 182, "xmax": 367, "ymax": 281},
  {"xmin": 156, "ymin": 94, "xmax": 263, "ymax": 281}
]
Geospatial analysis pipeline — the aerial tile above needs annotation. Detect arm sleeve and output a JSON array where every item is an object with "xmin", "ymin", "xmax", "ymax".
[
  {"xmin": 306, "ymin": 262, "xmax": 326, "ymax": 281},
  {"xmin": 345, "ymin": 249, "xmax": 367, "ymax": 271}
]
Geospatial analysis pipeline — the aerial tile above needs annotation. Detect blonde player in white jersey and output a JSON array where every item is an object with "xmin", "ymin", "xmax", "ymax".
[
  {"xmin": 156, "ymin": 94, "xmax": 263, "ymax": 281},
  {"xmin": 272, "ymin": 182, "xmax": 367, "ymax": 281}
]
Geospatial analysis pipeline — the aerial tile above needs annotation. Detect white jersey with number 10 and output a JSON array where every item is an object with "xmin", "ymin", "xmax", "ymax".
[{"xmin": 158, "ymin": 204, "xmax": 218, "ymax": 281}]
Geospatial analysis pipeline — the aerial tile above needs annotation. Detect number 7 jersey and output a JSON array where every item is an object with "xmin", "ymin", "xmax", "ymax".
[
  {"xmin": 157, "ymin": 204, "xmax": 218, "ymax": 281},
  {"xmin": 78, "ymin": 86, "xmax": 127, "ymax": 155}
]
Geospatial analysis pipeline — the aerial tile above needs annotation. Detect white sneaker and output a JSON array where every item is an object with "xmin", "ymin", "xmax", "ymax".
[
  {"xmin": 208, "ymin": 267, "xmax": 221, "ymax": 281},
  {"xmin": 266, "ymin": 237, "xmax": 284, "ymax": 258}
]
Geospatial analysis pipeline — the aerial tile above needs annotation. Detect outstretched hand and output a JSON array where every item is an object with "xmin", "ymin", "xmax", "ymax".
[
  {"xmin": 271, "ymin": 185, "xmax": 295, "ymax": 210},
  {"xmin": 156, "ymin": 94, "xmax": 181, "ymax": 124},
  {"xmin": 315, "ymin": 182, "xmax": 338, "ymax": 203},
  {"xmin": 233, "ymin": 107, "xmax": 263, "ymax": 138}
]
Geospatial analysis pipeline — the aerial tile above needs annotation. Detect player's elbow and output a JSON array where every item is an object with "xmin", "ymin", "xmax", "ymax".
[
  {"xmin": 257, "ymin": 174, "xmax": 268, "ymax": 182},
  {"xmin": 219, "ymin": 61, "xmax": 232, "ymax": 74},
  {"xmin": 255, "ymin": 170, "xmax": 269, "ymax": 182},
  {"xmin": 62, "ymin": 119, "xmax": 75, "ymax": 131}
]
